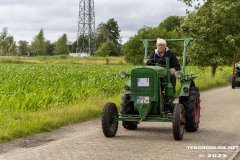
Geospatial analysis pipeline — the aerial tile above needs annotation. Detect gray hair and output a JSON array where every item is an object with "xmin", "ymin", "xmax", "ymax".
[{"xmin": 156, "ymin": 38, "xmax": 167, "ymax": 46}]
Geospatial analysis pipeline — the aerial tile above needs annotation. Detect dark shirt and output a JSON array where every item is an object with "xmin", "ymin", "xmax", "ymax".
[{"xmin": 147, "ymin": 48, "xmax": 180, "ymax": 71}]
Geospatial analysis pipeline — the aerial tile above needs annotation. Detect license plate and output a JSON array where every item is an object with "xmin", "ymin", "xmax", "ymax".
[
  {"xmin": 137, "ymin": 78, "xmax": 149, "ymax": 87},
  {"xmin": 136, "ymin": 96, "xmax": 149, "ymax": 104}
]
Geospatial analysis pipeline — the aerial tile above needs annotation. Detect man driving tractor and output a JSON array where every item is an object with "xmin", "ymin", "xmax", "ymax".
[{"xmin": 145, "ymin": 38, "xmax": 180, "ymax": 89}]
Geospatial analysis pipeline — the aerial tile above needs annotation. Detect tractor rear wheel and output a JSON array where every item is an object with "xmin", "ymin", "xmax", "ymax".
[
  {"xmin": 180, "ymin": 86, "xmax": 201, "ymax": 132},
  {"xmin": 232, "ymin": 75, "xmax": 236, "ymax": 89},
  {"xmin": 172, "ymin": 104, "xmax": 185, "ymax": 141},
  {"xmin": 121, "ymin": 94, "xmax": 138, "ymax": 130},
  {"xmin": 102, "ymin": 102, "xmax": 118, "ymax": 137}
]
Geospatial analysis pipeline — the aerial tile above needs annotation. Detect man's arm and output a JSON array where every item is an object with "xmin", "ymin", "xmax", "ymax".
[
  {"xmin": 145, "ymin": 52, "xmax": 155, "ymax": 65},
  {"xmin": 170, "ymin": 54, "xmax": 181, "ymax": 71}
]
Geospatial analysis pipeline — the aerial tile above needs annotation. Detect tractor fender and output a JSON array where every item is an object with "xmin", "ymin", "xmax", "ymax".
[
  {"xmin": 180, "ymin": 81, "xmax": 192, "ymax": 96},
  {"xmin": 123, "ymin": 80, "xmax": 131, "ymax": 95}
]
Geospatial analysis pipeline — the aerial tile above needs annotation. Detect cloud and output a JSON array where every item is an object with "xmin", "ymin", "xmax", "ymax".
[{"xmin": 0, "ymin": 0, "xmax": 189, "ymax": 44}]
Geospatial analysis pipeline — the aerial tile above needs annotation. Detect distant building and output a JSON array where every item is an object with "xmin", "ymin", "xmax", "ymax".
[{"xmin": 69, "ymin": 53, "xmax": 90, "ymax": 57}]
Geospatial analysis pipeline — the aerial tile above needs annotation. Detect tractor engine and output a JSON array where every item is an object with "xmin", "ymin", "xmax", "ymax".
[{"xmin": 130, "ymin": 66, "xmax": 168, "ymax": 119}]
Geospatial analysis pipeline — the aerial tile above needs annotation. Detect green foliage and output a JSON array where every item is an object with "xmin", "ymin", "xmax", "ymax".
[
  {"xmin": 123, "ymin": 16, "xmax": 182, "ymax": 65},
  {"xmin": 106, "ymin": 18, "xmax": 121, "ymax": 45},
  {"xmin": 178, "ymin": 0, "xmax": 205, "ymax": 8},
  {"xmin": 31, "ymin": 29, "xmax": 47, "ymax": 55},
  {"xmin": 0, "ymin": 64, "xmax": 133, "ymax": 112},
  {"xmin": 105, "ymin": 56, "xmax": 110, "ymax": 65},
  {"xmin": 0, "ymin": 27, "xmax": 17, "ymax": 55},
  {"xmin": 0, "ymin": 27, "xmax": 8, "ymax": 41},
  {"xmin": 95, "ymin": 40, "xmax": 120, "ymax": 56},
  {"xmin": 180, "ymin": 0, "xmax": 240, "ymax": 75},
  {"xmin": 0, "ymin": 27, "xmax": 8, "ymax": 54},
  {"xmin": 159, "ymin": 16, "xmax": 183, "ymax": 32},
  {"xmin": 95, "ymin": 18, "xmax": 121, "ymax": 51},
  {"xmin": 54, "ymin": 34, "xmax": 69, "ymax": 55},
  {"xmin": 95, "ymin": 22, "xmax": 109, "ymax": 48},
  {"xmin": 71, "ymin": 40, "xmax": 77, "ymax": 53},
  {"xmin": 75, "ymin": 35, "xmax": 90, "ymax": 52},
  {"xmin": 122, "ymin": 35, "xmax": 144, "ymax": 65},
  {"xmin": 46, "ymin": 40, "xmax": 55, "ymax": 55},
  {"xmin": 18, "ymin": 40, "xmax": 29, "ymax": 55},
  {"xmin": 123, "ymin": 26, "xmax": 159, "ymax": 65},
  {"xmin": 181, "ymin": 66, "xmax": 232, "ymax": 91}
]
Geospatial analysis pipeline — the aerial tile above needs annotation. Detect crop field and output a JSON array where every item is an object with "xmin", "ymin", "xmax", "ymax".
[
  {"xmin": 0, "ymin": 62, "xmax": 232, "ymax": 142},
  {"xmin": 0, "ymin": 64, "xmax": 132, "ymax": 111}
]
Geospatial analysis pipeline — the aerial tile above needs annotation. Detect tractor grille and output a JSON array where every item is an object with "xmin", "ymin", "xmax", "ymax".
[{"xmin": 131, "ymin": 68, "xmax": 157, "ymax": 101}]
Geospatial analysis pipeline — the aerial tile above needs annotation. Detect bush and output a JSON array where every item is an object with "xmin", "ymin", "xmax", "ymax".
[{"xmin": 95, "ymin": 40, "xmax": 120, "ymax": 56}]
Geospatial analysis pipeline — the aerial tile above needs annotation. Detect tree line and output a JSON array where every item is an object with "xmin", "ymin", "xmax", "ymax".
[
  {"xmin": 0, "ymin": 0, "xmax": 198, "ymax": 57},
  {"xmin": 0, "ymin": 18, "xmax": 121, "ymax": 57}
]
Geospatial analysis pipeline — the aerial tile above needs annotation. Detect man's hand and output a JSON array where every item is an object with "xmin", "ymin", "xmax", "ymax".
[
  {"xmin": 170, "ymin": 68, "xmax": 176, "ymax": 74},
  {"xmin": 145, "ymin": 59, "xmax": 149, "ymax": 65}
]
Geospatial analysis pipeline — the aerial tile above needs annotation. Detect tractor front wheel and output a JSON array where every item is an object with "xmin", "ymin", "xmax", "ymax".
[
  {"xmin": 172, "ymin": 104, "xmax": 185, "ymax": 141},
  {"xmin": 180, "ymin": 86, "xmax": 201, "ymax": 132},
  {"xmin": 121, "ymin": 94, "xmax": 138, "ymax": 130},
  {"xmin": 102, "ymin": 102, "xmax": 118, "ymax": 137}
]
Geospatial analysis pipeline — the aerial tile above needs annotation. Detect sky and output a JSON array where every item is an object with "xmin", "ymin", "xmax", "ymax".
[{"xmin": 0, "ymin": 0, "xmax": 191, "ymax": 44}]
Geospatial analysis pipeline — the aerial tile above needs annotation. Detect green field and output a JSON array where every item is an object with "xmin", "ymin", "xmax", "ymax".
[{"xmin": 0, "ymin": 56, "xmax": 232, "ymax": 142}]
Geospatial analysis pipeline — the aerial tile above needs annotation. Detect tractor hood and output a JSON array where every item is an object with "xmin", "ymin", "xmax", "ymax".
[{"xmin": 130, "ymin": 66, "xmax": 166, "ymax": 120}]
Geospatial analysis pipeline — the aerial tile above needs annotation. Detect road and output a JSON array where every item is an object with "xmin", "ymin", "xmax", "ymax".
[{"xmin": 0, "ymin": 85, "xmax": 240, "ymax": 160}]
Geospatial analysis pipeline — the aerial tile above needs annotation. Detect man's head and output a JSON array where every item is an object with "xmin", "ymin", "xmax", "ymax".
[{"xmin": 156, "ymin": 38, "xmax": 167, "ymax": 54}]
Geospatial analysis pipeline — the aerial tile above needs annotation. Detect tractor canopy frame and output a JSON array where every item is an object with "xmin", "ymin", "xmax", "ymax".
[
  {"xmin": 142, "ymin": 38, "xmax": 192, "ymax": 80},
  {"xmin": 142, "ymin": 38, "xmax": 197, "ymax": 96}
]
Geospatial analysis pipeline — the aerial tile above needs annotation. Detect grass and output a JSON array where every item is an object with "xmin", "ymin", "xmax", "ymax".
[
  {"xmin": 0, "ymin": 55, "xmax": 233, "ymax": 143},
  {"xmin": 0, "ymin": 55, "xmax": 127, "ymax": 65},
  {"xmin": 0, "ymin": 93, "xmax": 122, "ymax": 142}
]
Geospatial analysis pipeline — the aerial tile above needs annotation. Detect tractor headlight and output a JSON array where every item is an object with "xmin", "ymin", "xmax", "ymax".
[
  {"xmin": 183, "ymin": 87, "xmax": 189, "ymax": 93},
  {"xmin": 119, "ymin": 71, "xmax": 127, "ymax": 79},
  {"xmin": 174, "ymin": 70, "xmax": 182, "ymax": 78}
]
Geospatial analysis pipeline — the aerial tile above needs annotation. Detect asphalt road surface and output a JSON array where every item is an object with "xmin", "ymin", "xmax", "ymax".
[{"xmin": 0, "ymin": 85, "xmax": 240, "ymax": 160}]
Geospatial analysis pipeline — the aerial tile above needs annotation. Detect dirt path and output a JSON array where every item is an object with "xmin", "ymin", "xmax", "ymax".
[{"xmin": 0, "ymin": 85, "xmax": 240, "ymax": 160}]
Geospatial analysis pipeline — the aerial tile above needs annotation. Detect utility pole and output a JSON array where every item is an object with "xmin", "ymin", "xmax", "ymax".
[{"xmin": 76, "ymin": 0, "xmax": 95, "ymax": 55}]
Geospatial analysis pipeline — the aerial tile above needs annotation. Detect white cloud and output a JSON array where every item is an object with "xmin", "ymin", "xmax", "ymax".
[{"xmin": 0, "ymin": 0, "xmax": 190, "ymax": 44}]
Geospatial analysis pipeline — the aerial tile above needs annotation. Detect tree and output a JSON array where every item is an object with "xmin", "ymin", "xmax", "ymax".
[
  {"xmin": 178, "ymin": 0, "xmax": 206, "ymax": 8},
  {"xmin": 95, "ymin": 22, "xmax": 109, "ymax": 48},
  {"xmin": 95, "ymin": 40, "xmax": 120, "ymax": 57},
  {"xmin": 180, "ymin": 0, "xmax": 240, "ymax": 76},
  {"xmin": 156, "ymin": 16, "xmax": 183, "ymax": 57},
  {"xmin": 18, "ymin": 40, "xmax": 29, "ymax": 55},
  {"xmin": 95, "ymin": 18, "xmax": 121, "ymax": 52},
  {"xmin": 159, "ymin": 16, "xmax": 183, "ymax": 32},
  {"xmin": 75, "ymin": 34, "xmax": 89, "ymax": 53},
  {"xmin": 2, "ymin": 36, "xmax": 16, "ymax": 55},
  {"xmin": 0, "ymin": 27, "xmax": 17, "ymax": 55},
  {"xmin": 31, "ymin": 29, "xmax": 47, "ymax": 55},
  {"xmin": 106, "ymin": 18, "xmax": 121, "ymax": 45},
  {"xmin": 53, "ymin": 34, "xmax": 68, "ymax": 55},
  {"xmin": 0, "ymin": 27, "xmax": 8, "ymax": 54},
  {"xmin": 46, "ymin": 40, "xmax": 55, "ymax": 55},
  {"xmin": 123, "ymin": 35, "xmax": 144, "ymax": 65},
  {"xmin": 123, "ymin": 16, "xmax": 182, "ymax": 65}
]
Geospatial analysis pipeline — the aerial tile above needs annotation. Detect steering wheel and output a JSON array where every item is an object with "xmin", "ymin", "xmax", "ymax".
[{"xmin": 146, "ymin": 58, "xmax": 166, "ymax": 67}]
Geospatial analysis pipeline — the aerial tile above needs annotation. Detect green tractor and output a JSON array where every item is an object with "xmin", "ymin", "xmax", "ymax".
[
  {"xmin": 101, "ymin": 38, "xmax": 201, "ymax": 141},
  {"xmin": 231, "ymin": 51, "xmax": 240, "ymax": 89}
]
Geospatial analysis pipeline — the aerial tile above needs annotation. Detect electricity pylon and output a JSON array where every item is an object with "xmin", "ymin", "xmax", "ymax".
[{"xmin": 76, "ymin": 0, "xmax": 95, "ymax": 55}]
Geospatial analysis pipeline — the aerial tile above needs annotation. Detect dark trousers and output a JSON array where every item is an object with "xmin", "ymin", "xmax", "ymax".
[{"xmin": 170, "ymin": 76, "xmax": 176, "ymax": 94}]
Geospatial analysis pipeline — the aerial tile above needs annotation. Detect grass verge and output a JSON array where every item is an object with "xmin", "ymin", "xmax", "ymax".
[{"xmin": 0, "ymin": 94, "xmax": 121, "ymax": 143}]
